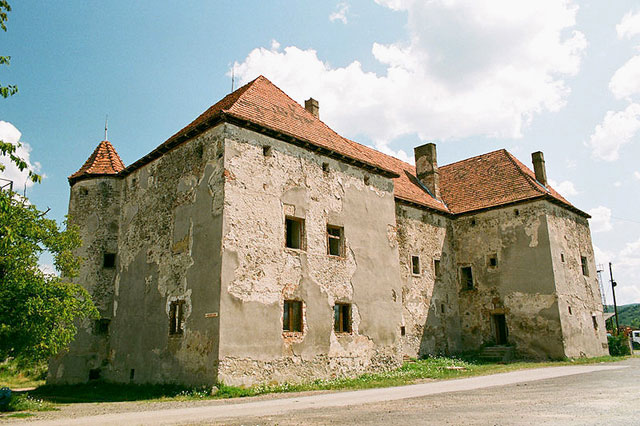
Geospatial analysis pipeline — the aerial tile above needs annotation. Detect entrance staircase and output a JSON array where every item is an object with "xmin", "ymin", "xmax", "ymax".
[{"xmin": 478, "ymin": 345, "xmax": 515, "ymax": 362}]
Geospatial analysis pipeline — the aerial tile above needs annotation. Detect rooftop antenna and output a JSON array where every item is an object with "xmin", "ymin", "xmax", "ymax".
[{"xmin": 104, "ymin": 114, "xmax": 108, "ymax": 141}]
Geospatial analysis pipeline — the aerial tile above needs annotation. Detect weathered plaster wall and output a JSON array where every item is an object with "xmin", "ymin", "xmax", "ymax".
[
  {"xmin": 52, "ymin": 125, "xmax": 226, "ymax": 386},
  {"xmin": 48, "ymin": 177, "xmax": 122, "ymax": 383},
  {"xmin": 395, "ymin": 203, "xmax": 461, "ymax": 358},
  {"xmin": 218, "ymin": 124, "xmax": 404, "ymax": 386},
  {"xmin": 545, "ymin": 203, "xmax": 608, "ymax": 357},
  {"xmin": 453, "ymin": 201, "xmax": 565, "ymax": 359}
]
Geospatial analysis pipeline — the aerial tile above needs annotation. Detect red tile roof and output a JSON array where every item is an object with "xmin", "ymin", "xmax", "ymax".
[
  {"xmin": 72, "ymin": 75, "xmax": 585, "ymax": 217},
  {"xmin": 69, "ymin": 140, "xmax": 125, "ymax": 182}
]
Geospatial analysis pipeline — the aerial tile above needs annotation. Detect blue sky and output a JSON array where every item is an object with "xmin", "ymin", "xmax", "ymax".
[{"xmin": 2, "ymin": 0, "xmax": 640, "ymax": 304}]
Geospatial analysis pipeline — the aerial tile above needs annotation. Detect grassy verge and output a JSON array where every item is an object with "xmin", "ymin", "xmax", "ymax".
[
  {"xmin": 0, "ymin": 359, "xmax": 47, "ymax": 389},
  {"xmin": 18, "ymin": 354, "xmax": 629, "ymax": 406}
]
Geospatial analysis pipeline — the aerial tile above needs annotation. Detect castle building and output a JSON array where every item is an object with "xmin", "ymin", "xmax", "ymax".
[{"xmin": 49, "ymin": 76, "xmax": 608, "ymax": 386}]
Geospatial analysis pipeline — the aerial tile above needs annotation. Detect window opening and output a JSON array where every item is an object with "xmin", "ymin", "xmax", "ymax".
[
  {"xmin": 103, "ymin": 253, "xmax": 116, "ymax": 268},
  {"xmin": 130, "ymin": 369, "xmax": 135, "ymax": 381},
  {"xmin": 471, "ymin": 219, "xmax": 476, "ymax": 226},
  {"xmin": 514, "ymin": 209, "xmax": 520, "ymax": 216},
  {"xmin": 488, "ymin": 255, "xmax": 498, "ymax": 268},
  {"xmin": 568, "ymin": 306, "xmax": 572, "ymax": 315},
  {"xmin": 334, "ymin": 303, "xmax": 352, "ymax": 333},
  {"xmin": 327, "ymin": 225, "xmax": 344, "ymax": 257},
  {"xmin": 169, "ymin": 300, "xmax": 185, "ymax": 336},
  {"xmin": 94, "ymin": 319, "xmax": 110, "ymax": 335},
  {"xmin": 441, "ymin": 303, "xmax": 445, "ymax": 314},
  {"xmin": 461, "ymin": 267, "xmax": 473, "ymax": 290},
  {"xmin": 561, "ymin": 253, "xmax": 565, "ymax": 263},
  {"xmin": 592, "ymin": 315, "xmax": 598, "ymax": 330},
  {"xmin": 89, "ymin": 369, "xmax": 101, "ymax": 381},
  {"xmin": 411, "ymin": 255, "xmax": 421, "ymax": 275},
  {"xmin": 363, "ymin": 175, "xmax": 370, "ymax": 185},
  {"xmin": 400, "ymin": 326, "xmax": 406, "ymax": 336},
  {"xmin": 322, "ymin": 162, "xmax": 330, "ymax": 173},
  {"xmin": 285, "ymin": 217, "xmax": 305, "ymax": 250},
  {"xmin": 581, "ymin": 256, "xmax": 589, "ymax": 276},
  {"xmin": 434, "ymin": 259, "xmax": 441, "ymax": 278},
  {"xmin": 263, "ymin": 145, "xmax": 272, "ymax": 156},
  {"xmin": 283, "ymin": 300, "xmax": 303, "ymax": 332}
]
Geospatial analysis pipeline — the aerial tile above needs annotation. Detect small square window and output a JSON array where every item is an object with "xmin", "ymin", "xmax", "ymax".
[
  {"xmin": 460, "ymin": 266, "xmax": 473, "ymax": 290},
  {"xmin": 263, "ymin": 145, "xmax": 272, "ymax": 156},
  {"xmin": 488, "ymin": 255, "xmax": 498, "ymax": 268},
  {"xmin": 334, "ymin": 303, "xmax": 352, "ymax": 333},
  {"xmin": 322, "ymin": 162, "xmax": 330, "ymax": 173},
  {"xmin": 581, "ymin": 256, "xmax": 589, "ymax": 276},
  {"xmin": 285, "ymin": 217, "xmax": 305, "ymax": 250},
  {"xmin": 283, "ymin": 300, "xmax": 303, "ymax": 332},
  {"xmin": 169, "ymin": 300, "xmax": 185, "ymax": 336},
  {"xmin": 471, "ymin": 219, "xmax": 476, "ymax": 226},
  {"xmin": 411, "ymin": 255, "xmax": 421, "ymax": 275},
  {"xmin": 103, "ymin": 253, "xmax": 116, "ymax": 268},
  {"xmin": 514, "ymin": 209, "xmax": 520, "ymax": 216},
  {"xmin": 327, "ymin": 225, "xmax": 344, "ymax": 257},
  {"xmin": 94, "ymin": 319, "xmax": 110, "ymax": 335},
  {"xmin": 434, "ymin": 259, "xmax": 441, "ymax": 278}
]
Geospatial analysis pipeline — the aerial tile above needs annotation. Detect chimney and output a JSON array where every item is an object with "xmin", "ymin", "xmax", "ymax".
[
  {"xmin": 531, "ymin": 151, "xmax": 547, "ymax": 187},
  {"xmin": 414, "ymin": 143, "xmax": 440, "ymax": 199},
  {"xmin": 305, "ymin": 98, "xmax": 319, "ymax": 118}
]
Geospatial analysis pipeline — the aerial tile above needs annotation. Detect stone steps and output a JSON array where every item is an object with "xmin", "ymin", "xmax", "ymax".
[{"xmin": 478, "ymin": 345, "xmax": 515, "ymax": 362}]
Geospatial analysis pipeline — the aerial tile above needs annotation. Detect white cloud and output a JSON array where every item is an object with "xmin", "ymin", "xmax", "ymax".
[
  {"xmin": 588, "ymin": 206, "xmax": 613, "ymax": 233},
  {"xmin": 0, "ymin": 121, "xmax": 42, "ymax": 192},
  {"xmin": 235, "ymin": 0, "xmax": 586, "ymax": 155},
  {"xmin": 617, "ymin": 9, "xmax": 640, "ymax": 39},
  {"xmin": 588, "ymin": 103, "xmax": 640, "ymax": 161},
  {"xmin": 565, "ymin": 159, "xmax": 577, "ymax": 169},
  {"xmin": 634, "ymin": 171, "xmax": 640, "ymax": 180},
  {"xmin": 549, "ymin": 178, "xmax": 578, "ymax": 197},
  {"xmin": 614, "ymin": 181, "xmax": 622, "ymax": 187},
  {"xmin": 609, "ymin": 55, "xmax": 640, "ymax": 99},
  {"xmin": 329, "ymin": 2, "xmax": 349, "ymax": 24}
]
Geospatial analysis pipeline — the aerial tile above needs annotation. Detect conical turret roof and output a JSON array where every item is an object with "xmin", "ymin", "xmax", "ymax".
[{"xmin": 69, "ymin": 140, "xmax": 125, "ymax": 183}]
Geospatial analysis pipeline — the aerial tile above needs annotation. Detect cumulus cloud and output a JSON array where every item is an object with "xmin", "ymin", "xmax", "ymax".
[
  {"xmin": 617, "ymin": 9, "xmax": 640, "ymax": 39},
  {"xmin": 609, "ymin": 55, "xmax": 640, "ymax": 99},
  {"xmin": 588, "ymin": 206, "xmax": 613, "ymax": 233},
  {"xmin": 234, "ymin": 0, "xmax": 586, "ymax": 155},
  {"xmin": 329, "ymin": 2, "xmax": 349, "ymax": 24},
  {"xmin": 0, "ymin": 121, "xmax": 42, "ymax": 192},
  {"xmin": 588, "ymin": 103, "xmax": 640, "ymax": 161},
  {"xmin": 549, "ymin": 178, "xmax": 578, "ymax": 197}
]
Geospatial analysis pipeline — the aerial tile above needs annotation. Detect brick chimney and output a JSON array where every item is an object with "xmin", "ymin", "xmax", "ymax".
[
  {"xmin": 414, "ymin": 143, "xmax": 440, "ymax": 199},
  {"xmin": 305, "ymin": 98, "xmax": 319, "ymax": 118},
  {"xmin": 531, "ymin": 151, "xmax": 547, "ymax": 187}
]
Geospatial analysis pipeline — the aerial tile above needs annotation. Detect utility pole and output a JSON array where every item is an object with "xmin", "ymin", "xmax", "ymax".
[{"xmin": 609, "ymin": 262, "xmax": 620, "ymax": 335}]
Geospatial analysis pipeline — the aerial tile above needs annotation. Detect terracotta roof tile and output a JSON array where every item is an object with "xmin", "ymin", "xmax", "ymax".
[
  {"xmin": 105, "ymin": 75, "xmax": 584, "ymax": 216},
  {"xmin": 69, "ymin": 140, "xmax": 125, "ymax": 182}
]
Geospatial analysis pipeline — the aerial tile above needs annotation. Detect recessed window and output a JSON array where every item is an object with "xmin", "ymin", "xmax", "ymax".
[
  {"xmin": 322, "ymin": 162, "xmax": 330, "ymax": 173},
  {"xmin": 400, "ymin": 326, "xmax": 406, "ymax": 336},
  {"xmin": 440, "ymin": 303, "xmax": 445, "ymax": 314},
  {"xmin": 285, "ymin": 217, "xmax": 305, "ymax": 250},
  {"xmin": 581, "ymin": 256, "xmax": 589, "ymax": 276},
  {"xmin": 592, "ymin": 315, "xmax": 598, "ymax": 330},
  {"xmin": 488, "ymin": 255, "xmax": 498, "ymax": 268},
  {"xmin": 434, "ymin": 259, "xmax": 441, "ymax": 278},
  {"xmin": 334, "ymin": 303, "xmax": 352, "ymax": 333},
  {"xmin": 364, "ymin": 175, "xmax": 370, "ymax": 185},
  {"xmin": 130, "ymin": 369, "xmax": 135, "ymax": 381},
  {"xmin": 411, "ymin": 255, "xmax": 421, "ymax": 275},
  {"xmin": 471, "ymin": 219, "xmax": 476, "ymax": 226},
  {"xmin": 568, "ymin": 306, "xmax": 572, "ymax": 315},
  {"xmin": 460, "ymin": 266, "xmax": 473, "ymax": 290},
  {"xmin": 263, "ymin": 145, "xmax": 272, "ymax": 156},
  {"xmin": 327, "ymin": 225, "xmax": 344, "ymax": 257},
  {"xmin": 283, "ymin": 300, "xmax": 303, "ymax": 332},
  {"xmin": 94, "ymin": 319, "xmax": 110, "ymax": 335},
  {"xmin": 169, "ymin": 300, "xmax": 185, "ymax": 336},
  {"xmin": 514, "ymin": 209, "xmax": 520, "ymax": 216},
  {"xmin": 103, "ymin": 253, "xmax": 116, "ymax": 268},
  {"xmin": 89, "ymin": 369, "xmax": 101, "ymax": 381},
  {"xmin": 561, "ymin": 253, "xmax": 565, "ymax": 263}
]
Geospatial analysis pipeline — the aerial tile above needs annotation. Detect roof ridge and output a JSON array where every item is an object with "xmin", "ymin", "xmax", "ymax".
[
  {"xmin": 502, "ymin": 150, "xmax": 546, "ymax": 195},
  {"xmin": 439, "ymin": 148, "xmax": 508, "ymax": 170}
]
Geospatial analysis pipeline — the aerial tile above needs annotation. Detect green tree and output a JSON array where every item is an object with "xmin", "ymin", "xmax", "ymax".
[{"xmin": 0, "ymin": 1, "xmax": 97, "ymax": 365}]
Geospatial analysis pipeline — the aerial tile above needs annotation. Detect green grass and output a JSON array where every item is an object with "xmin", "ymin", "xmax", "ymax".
[
  {"xmin": 0, "ymin": 359, "xmax": 47, "ymax": 389},
  {"xmin": 0, "ymin": 354, "xmax": 630, "ymax": 414}
]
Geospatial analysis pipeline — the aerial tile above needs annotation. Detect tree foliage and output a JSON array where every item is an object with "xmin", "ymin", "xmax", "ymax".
[{"xmin": 0, "ymin": 1, "xmax": 97, "ymax": 365}]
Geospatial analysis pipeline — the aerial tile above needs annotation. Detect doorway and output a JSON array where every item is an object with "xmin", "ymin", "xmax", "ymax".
[{"xmin": 492, "ymin": 314, "xmax": 508, "ymax": 345}]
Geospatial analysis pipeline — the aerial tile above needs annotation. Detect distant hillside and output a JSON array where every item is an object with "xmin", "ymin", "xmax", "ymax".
[{"xmin": 604, "ymin": 304, "xmax": 640, "ymax": 328}]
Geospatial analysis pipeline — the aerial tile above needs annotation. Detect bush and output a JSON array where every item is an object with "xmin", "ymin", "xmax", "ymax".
[{"xmin": 608, "ymin": 334, "xmax": 631, "ymax": 356}]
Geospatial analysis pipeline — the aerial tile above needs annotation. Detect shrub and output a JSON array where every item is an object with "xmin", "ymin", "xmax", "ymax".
[{"xmin": 608, "ymin": 334, "xmax": 630, "ymax": 356}]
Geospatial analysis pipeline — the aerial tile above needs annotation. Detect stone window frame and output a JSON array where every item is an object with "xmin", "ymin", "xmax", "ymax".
[
  {"xmin": 580, "ymin": 256, "xmax": 589, "ymax": 276},
  {"xmin": 285, "ymin": 216, "xmax": 306, "ymax": 251},
  {"xmin": 326, "ymin": 224, "xmax": 345, "ymax": 257},
  {"xmin": 333, "ymin": 303, "xmax": 352, "ymax": 334},
  {"xmin": 169, "ymin": 300, "xmax": 186, "ymax": 336},
  {"xmin": 459, "ymin": 265, "xmax": 474, "ymax": 290},
  {"xmin": 283, "ymin": 299, "xmax": 304, "ymax": 333},
  {"xmin": 410, "ymin": 254, "xmax": 421, "ymax": 276},
  {"xmin": 433, "ymin": 258, "xmax": 441, "ymax": 279},
  {"xmin": 487, "ymin": 253, "xmax": 498, "ymax": 269}
]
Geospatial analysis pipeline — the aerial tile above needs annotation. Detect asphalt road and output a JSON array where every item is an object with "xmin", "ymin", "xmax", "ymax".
[{"xmin": 12, "ymin": 358, "xmax": 639, "ymax": 425}]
